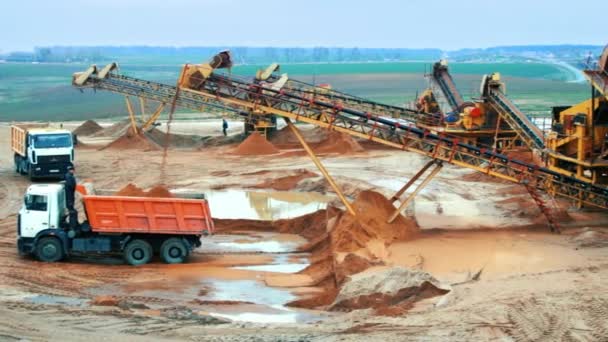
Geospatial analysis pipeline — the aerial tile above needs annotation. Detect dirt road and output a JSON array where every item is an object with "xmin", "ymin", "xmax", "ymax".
[{"xmin": 1, "ymin": 121, "xmax": 607, "ymax": 341}]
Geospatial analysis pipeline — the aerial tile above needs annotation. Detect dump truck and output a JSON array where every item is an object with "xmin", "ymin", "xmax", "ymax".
[
  {"xmin": 17, "ymin": 184, "xmax": 214, "ymax": 265},
  {"xmin": 11, "ymin": 124, "xmax": 75, "ymax": 180}
]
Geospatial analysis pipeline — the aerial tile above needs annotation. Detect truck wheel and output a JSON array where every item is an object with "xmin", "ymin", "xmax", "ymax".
[
  {"xmin": 19, "ymin": 160, "xmax": 27, "ymax": 175},
  {"xmin": 160, "ymin": 238, "xmax": 188, "ymax": 264},
  {"xmin": 124, "ymin": 239, "xmax": 153, "ymax": 266},
  {"xmin": 35, "ymin": 237, "xmax": 64, "ymax": 262}
]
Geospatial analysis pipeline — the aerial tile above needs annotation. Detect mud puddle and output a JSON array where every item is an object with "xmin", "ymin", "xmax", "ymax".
[
  {"xmin": 199, "ymin": 232, "xmax": 307, "ymax": 253},
  {"xmin": 200, "ymin": 279, "xmax": 325, "ymax": 323},
  {"xmin": 233, "ymin": 254, "xmax": 309, "ymax": 273},
  {"xmin": 174, "ymin": 189, "xmax": 330, "ymax": 220},
  {"xmin": 86, "ymin": 231, "xmax": 321, "ymax": 323}
]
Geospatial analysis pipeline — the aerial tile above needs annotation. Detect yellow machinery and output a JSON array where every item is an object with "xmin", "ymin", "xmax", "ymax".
[
  {"xmin": 545, "ymin": 45, "xmax": 608, "ymax": 185},
  {"xmin": 73, "ymin": 48, "xmax": 608, "ymax": 231}
]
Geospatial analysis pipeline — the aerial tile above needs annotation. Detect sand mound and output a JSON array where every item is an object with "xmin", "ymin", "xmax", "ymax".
[
  {"xmin": 332, "ymin": 190, "xmax": 418, "ymax": 253},
  {"xmin": 270, "ymin": 126, "xmax": 329, "ymax": 147},
  {"xmin": 330, "ymin": 267, "xmax": 450, "ymax": 314},
  {"xmin": 101, "ymin": 131, "xmax": 161, "ymax": 151},
  {"xmin": 571, "ymin": 228, "xmax": 608, "ymax": 248},
  {"xmin": 73, "ymin": 120, "xmax": 103, "ymax": 136},
  {"xmin": 115, "ymin": 183, "xmax": 174, "ymax": 198},
  {"xmin": 251, "ymin": 169, "xmax": 319, "ymax": 191},
  {"xmin": 315, "ymin": 131, "xmax": 364, "ymax": 154},
  {"xmin": 270, "ymin": 126, "xmax": 364, "ymax": 154},
  {"xmin": 288, "ymin": 190, "xmax": 419, "ymax": 310},
  {"xmin": 145, "ymin": 128, "xmax": 205, "ymax": 149},
  {"xmin": 232, "ymin": 132, "xmax": 280, "ymax": 155},
  {"xmin": 92, "ymin": 119, "xmax": 131, "ymax": 137}
]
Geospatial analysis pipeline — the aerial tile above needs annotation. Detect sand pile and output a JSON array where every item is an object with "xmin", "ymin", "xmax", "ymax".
[
  {"xmin": 270, "ymin": 126, "xmax": 328, "ymax": 148},
  {"xmin": 330, "ymin": 267, "xmax": 449, "ymax": 315},
  {"xmin": 314, "ymin": 131, "xmax": 364, "ymax": 154},
  {"xmin": 332, "ymin": 190, "xmax": 417, "ymax": 252},
  {"xmin": 287, "ymin": 190, "xmax": 420, "ymax": 310},
  {"xmin": 252, "ymin": 169, "xmax": 319, "ymax": 191},
  {"xmin": 115, "ymin": 183, "xmax": 174, "ymax": 198},
  {"xmin": 101, "ymin": 131, "xmax": 161, "ymax": 151},
  {"xmin": 231, "ymin": 132, "xmax": 280, "ymax": 155},
  {"xmin": 270, "ymin": 126, "xmax": 364, "ymax": 154},
  {"xmin": 571, "ymin": 227, "xmax": 608, "ymax": 248},
  {"xmin": 145, "ymin": 128, "xmax": 206, "ymax": 149},
  {"xmin": 73, "ymin": 120, "xmax": 103, "ymax": 136},
  {"xmin": 92, "ymin": 119, "xmax": 131, "ymax": 137}
]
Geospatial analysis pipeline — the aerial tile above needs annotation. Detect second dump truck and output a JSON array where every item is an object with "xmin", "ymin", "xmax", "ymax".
[
  {"xmin": 11, "ymin": 124, "xmax": 75, "ymax": 180},
  {"xmin": 17, "ymin": 184, "xmax": 214, "ymax": 265}
]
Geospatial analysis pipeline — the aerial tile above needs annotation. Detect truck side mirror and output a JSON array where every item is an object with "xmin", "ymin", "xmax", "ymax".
[{"xmin": 72, "ymin": 133, "xmax": 78, "ymax": 146}]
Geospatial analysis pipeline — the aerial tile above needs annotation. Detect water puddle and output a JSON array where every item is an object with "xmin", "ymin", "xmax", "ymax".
[
  {"xmin": 199, "ymin": 280, "xmax": 324, "ymax": 323},
  {"xmin": 25, "ymin": 294, "xmax": 89, "ymax": 307},
  {"xmin": 198, "ymin": 232, "xmax": 307, "ymax": 253},
  {"xmin": 174, "ymin": 189, "xmax": 330, "ymax": 220},
  {"xmin": 233, "ymin": 254, "xmax": 309, "ymax": 273},
  {"xmin": 210, "ymin": 307, "xmax": 322, "ymax": 324}
]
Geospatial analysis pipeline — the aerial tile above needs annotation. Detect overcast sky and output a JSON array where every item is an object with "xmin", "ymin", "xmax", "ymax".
[{"xmin": 1, "ymin": 0, "xmax": 605, "ymax": 52}]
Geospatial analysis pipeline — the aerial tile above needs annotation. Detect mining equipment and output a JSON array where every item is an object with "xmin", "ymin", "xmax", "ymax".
[{"xmin": 71, "ymin": 48, "xmax": 608, "ymax": 231}]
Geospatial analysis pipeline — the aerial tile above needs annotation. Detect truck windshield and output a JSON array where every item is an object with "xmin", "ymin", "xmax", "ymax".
[
  {"xmin": 33, "ymin": 134, "xmax": 72, "ymax": 148},
  {"xmin": 25, "ymin": 194, "xmax": 48, "ymax": 211}
]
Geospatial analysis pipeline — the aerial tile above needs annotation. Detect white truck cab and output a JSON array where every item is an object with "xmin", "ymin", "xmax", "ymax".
[{"xmin": 18, "ymin": 184, "xmax": 66, "ymax": 238}]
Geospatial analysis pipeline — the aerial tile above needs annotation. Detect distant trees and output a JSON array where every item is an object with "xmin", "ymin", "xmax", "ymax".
[{"xmin": 2, "ymin": 45, "xmax": 603, "ymax": 65}]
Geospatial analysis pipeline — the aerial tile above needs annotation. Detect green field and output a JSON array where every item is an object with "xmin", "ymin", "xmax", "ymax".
[{"xmin": 0, "ymin": 60, "xmax": 591, "ymax": 121}]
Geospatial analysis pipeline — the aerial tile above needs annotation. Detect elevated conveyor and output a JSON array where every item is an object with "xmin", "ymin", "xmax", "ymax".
[
  {"xmin": 430, "ymin": 60, "xmax": 465, "ymax": 113},
  {"xmin": 73, "ymin": 63, "xmax": 608, "ymax": 210},
  {"xmin": 482, "ymin": 75, "xmax": 546, "ymax": 150}
]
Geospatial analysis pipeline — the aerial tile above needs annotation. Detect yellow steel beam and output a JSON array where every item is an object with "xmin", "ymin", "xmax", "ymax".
[
  {"xmin": 124, "ymin": 96, "xmax": 139, "ymax": 135},
  {"xmin": 284, "ymin": 118, "xmax": 356, "ymax": 216},
  {"xmin": 388, "ymin": 161, "xmax": 443, "ymax": 223},
  {"xmin": 141, "ymin": 103, "xmax": 165, "ymax": 130},
  {"xmin": 390, "ymin": 159, "xmax": 435, "ymax": 202}
]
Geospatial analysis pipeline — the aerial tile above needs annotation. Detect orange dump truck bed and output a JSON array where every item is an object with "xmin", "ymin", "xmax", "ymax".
[{"xmin": 83, "ymin": 195, "xmax": 214, "ymax": 235}]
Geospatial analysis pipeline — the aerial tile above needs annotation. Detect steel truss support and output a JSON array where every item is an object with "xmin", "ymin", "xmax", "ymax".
[
  {"xmin": 125, "ymin": 96, "xmax": 139, "ymax": 135},
  {"xmin": 284, "ymin": 118, "xmax": 356, "ymax": 216},
  {"xmin": 388, "ymin": 160, "xmax": 443, "ymax": 223},
  {"xmin": 390, "ymin": 159, "xmax": 436, "ymax": 202}
]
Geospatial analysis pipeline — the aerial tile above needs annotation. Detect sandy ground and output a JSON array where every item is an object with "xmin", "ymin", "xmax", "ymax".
[{"xmin": 1, "ymin": 120, "xmax": 608, "ymax": 341}]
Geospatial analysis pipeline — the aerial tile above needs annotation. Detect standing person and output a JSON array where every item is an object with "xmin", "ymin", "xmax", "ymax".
[
  {"xmin": 222, "ymin": 118, "xmax": 229, "ymax": 136},
  {"xmin": 64, "ymin": 165, "xmax": 78, "ymax": 230}
]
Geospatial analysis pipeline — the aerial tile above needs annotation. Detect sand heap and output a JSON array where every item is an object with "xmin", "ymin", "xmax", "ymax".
[
  {"xmin": 101, "ymin": 131, "xmax": 162, "ymax": 151},
  {"xmin": 330, "ymin": 267, "xmax": 449, "ymax": 315},
  {"xmin": 231, "ymin": 132, "xmax": 280, "ymax": 155},
  {"xmin": 73, "ymin": 120, "xmax": 103, "ymax": 136},
  {"xmin": 115, "ymin": 183, "xmax": 174, "ymax": 198},
  {"xmin": 213, "ymin": 190, "xmax": 436, "ymax": 315},
  {"xmin": 145, "ymin": 128, "xmax": 205, "ymax": 149},
  {"xmin": 92, "ymin": 119, "xmax": 131, "ymax": 137},
  {"xmin": 314, "ymin": 131, "xmax": 364, "ymax": 154},
  {"xmin": 270, "ymin": 126, "xmax": 328, "ymax": 147},
  {"xmin": 287, "ymin": 190, "xmax": 420, "ymax": 310},
  {"xmin": 270, "ymin": 126, "xmax": 364, "ymax": 154}
]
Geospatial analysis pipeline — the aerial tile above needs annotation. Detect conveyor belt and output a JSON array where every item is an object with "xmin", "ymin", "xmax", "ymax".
[
  {"xmin": 487, "ymin": 89, "xmax": 545, "ymax": 150},
  {"xmin": 431, "ymin": 62, "xmax": 465, "ymax": 113},
  {"xmin": 73, "ymin": 66, "xmax": 608, "ymax": 209}
]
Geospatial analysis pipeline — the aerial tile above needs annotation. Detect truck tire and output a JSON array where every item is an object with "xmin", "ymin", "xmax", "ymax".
[
  {"xmin": 35, "ymin": 237, "xmax": 64, "ymax": 262},
  {"xmin": 19, "ymin": 159, "xmax": 27, "ymax": 175},
  {"xmin": 124, "ymin": 239, "xmax": 153, "ymax": 266},
  {"xmin": 160, "ymin": 238, "xmax": 188, "ymax": 264}
]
